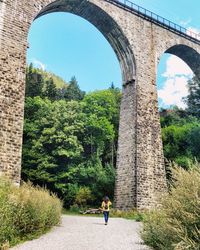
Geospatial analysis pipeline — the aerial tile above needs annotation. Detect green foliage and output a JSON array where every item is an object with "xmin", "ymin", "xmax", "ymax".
[
  {"xmin": 22, "ymin": 97, "xmax": 85, "ymax": 189},
  {"xmin": 64, "ymin": 76, "xmax": 85, "ymax": 101},
  {"xmin": 22, "ymin": 93, "xmax": 117, "ymax": 207},
  {"xmin": 161, "ymin": 108, "xmax": 200, "ymax": 169},
  {"xmin": 0, "ymin": 177, "xmax": 62, "ymax": 248},
  {"xmin": 83, "ymin": 88, "xmax": 121, "ymax": 129},
  {"xmin": 74, "ymin": 187, "xmax": 94, "ymax": 207},
  {"xmin": 69, "ymin": 204, "xmax": 80, "ymax": 213},
  {"xmin": 142, "ymin": 166, "xmax": 200, "ymax": 250},
  {"xmin": 25, "ymin": 64, "xmax": 69, "ymax": 100},
  {"xmin": 185, "ymin": 76, "xmax": 200, "ymax": 118},
  {"xmin": 187, "ymin": 126, "xmax": 200, "ymax": 157},
  {"xmin": 24, "ymin": 65, "xmax": 200, "ymax": 213},
  {"xmin": 25, "ymin": 63, "xmax": 44, "ymax": 97},
  {"xmin": 43, "ymin": 78, "xmax": 58, "ymax": 100},
  {"xmin": 110, "ymin": 209, "xmax": 145, "ymax": 221},
  {"xmin": 160, "ymin": 107, "xmax": 196, "ymax": 128},
  {"xmin": 23, "ymin": 67, "xmax": 120, "ymax": 208},
  {"xmin": 42, "ymin": 71, "xmax": 68, "ymax": 89},
  {"xmin": 82, "ymin": 89, "xmax": 121, "ymax": 165},
  {"xmin": 57, "ymin": 160, "xmax": 115, "ymax": 208}
]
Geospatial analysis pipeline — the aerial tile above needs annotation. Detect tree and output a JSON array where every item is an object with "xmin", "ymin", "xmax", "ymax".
[
  {"xmin": 43, "ymin": 78, "xmax": 58, "ymax": 100},
  {"xmin": 185, "ymin": 76, "xmax": 200, "ymax": 117},
  {"xmin": 22, "ymin": 72, "xmax": 121, "ymax": 208},
  {"xmin": 82, "ymin": 89, "xmax": 121, "ymax": 166},
  {"xmin": 22, "ymin": 97, "xmax": 85, "ymax": 192},
  {"xmin": 25, "ymin": 64, "xmax": 44, "ymax": 97},
  {"xmin": 64, "ymin": 77, "xmax": 85, "ymax": 101},
  {"xmin": 161, "ymin": 108, "xmax": 200, "ymax": 169},
  {"xmin": 83, "ymin": 114, "xmax": 115, "ymax": 157},
  {"xmin": 109, "ymin": 82, "xmax": 115, "ymax": 90},
  {"xmin": 187, "ymin": 126, "xmax": 200, "ymax": 160}
]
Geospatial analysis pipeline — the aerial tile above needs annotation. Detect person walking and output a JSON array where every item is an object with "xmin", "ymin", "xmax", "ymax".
[{"xmin": 101, "ymin": 196, "xmax": 112, "ymax": 225}]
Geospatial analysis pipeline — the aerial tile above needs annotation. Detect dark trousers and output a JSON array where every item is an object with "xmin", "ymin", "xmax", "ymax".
[{"xmin": 103, "ymin": 211, "xmax": 109, "ymax": 223}]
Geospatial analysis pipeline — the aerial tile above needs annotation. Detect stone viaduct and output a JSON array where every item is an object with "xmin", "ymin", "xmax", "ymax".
[{"xmin": 0, "ymin": 0, "xmax": 200, "ymax": 210}]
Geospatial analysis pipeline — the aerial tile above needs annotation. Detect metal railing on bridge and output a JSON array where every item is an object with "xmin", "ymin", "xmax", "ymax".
[{"xmin": 106, "ymin": 0, "xmax": 200, "ymax": 44}]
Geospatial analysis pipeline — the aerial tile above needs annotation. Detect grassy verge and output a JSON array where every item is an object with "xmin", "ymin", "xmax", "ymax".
[
  {"xmin": 0, "ymin": 177, "xmax": 62, "ymax": 249},
  {"xmin": 110, "ymin": 209, "xmax": 145, "ymax": 221},
  {"xmin": 63, "ymin": 207, "xmax": 145, "ymax": 221},
  {"xmin": 141, "ymin": 166, "xmax": 200, "ymax": 250}
]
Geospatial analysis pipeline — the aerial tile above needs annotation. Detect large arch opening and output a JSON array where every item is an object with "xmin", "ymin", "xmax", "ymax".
[
  {"xmin": 22, "ymin": 0, "xmax": 135, "ymax": 209},
  {"xmin": 35, "ymin": 0, "xmax": 136, "ymax": 84},
  {"xmin": 26, "ymin": 12, "xmax": 122, "ymax": 91},
  {"xmin": 157, "ymin": 45, "xmax": 200, "ymax": 170}
]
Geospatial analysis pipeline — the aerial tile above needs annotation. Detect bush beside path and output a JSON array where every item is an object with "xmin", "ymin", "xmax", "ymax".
[
  {"xmin": 12, "ymin": 215, "xmax": 150, "ymax": 250},
  {"xmin": 0, "ymin": 178, "xmax": 62, "ymax": 249}
]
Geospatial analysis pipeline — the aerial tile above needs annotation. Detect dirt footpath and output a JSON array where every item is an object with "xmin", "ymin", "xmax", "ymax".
[{"xmin": 12, "ymin": 215, "xmax": 150, "ymax": 250}]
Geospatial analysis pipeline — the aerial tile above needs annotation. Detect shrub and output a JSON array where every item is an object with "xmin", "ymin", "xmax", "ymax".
[
  {"xmin": 69, "ymin": 204, "xmax": 80, "ymax": 213},
  {"xmin": 0, "ymin": 177, "xmax": 62, "ymax": 248},
  {"xmin": 74, "ymin": 186, "xmax": 94, "ymax": 207},
  {"xmin": 142, "ymin": 165, "xmax": 200, "ymax": 250}
]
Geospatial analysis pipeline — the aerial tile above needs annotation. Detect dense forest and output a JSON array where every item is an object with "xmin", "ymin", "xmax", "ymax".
[
  {"xmin": 22, "ymin": 64, "xmax": 200, "ymax": 208},
  {"xmin": 22, "ymin": 64, "xmax": 121, "ymax": 208},
  {"xmin": 161, "ymin": 76, "xmax": 200, "ymax": 169}
]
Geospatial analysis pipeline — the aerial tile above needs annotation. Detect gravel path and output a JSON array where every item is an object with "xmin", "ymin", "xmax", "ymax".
[{"xmin": 12, "ymin": 215, "xmax": 150, "ymax": 250}]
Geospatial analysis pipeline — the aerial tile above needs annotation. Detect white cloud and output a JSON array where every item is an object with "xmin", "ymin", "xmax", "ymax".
[
  {"xmin": 158, "ymin": 55, "xmax": 193, "ymax": 109},
  {"xmin": 158, "ymin": 76, "xmax": 189, "ymax": 109},
  {"xmin": 32, "ymin": 58, "xmax": 46, "ymax": 71},
  {"xmin": 162, "ymin": 55, "xmax": 193, "ymax": 78},
  {"xmin": 186, "ymin": 27, "xmax": 200, "ymax": 40}
]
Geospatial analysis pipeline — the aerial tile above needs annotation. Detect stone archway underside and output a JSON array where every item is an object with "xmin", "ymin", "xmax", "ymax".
[
  {"xmin": 166, "ymin": 44, "xmax": 200, "ymax": 79},
  {"xmin": 0, "ymin": 0, "xmax": 200, "ymax": 210}
]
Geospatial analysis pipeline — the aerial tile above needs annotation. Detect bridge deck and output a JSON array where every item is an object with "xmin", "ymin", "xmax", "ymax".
[{"xmin": 106, "ymin": 0, "xmax": 200, "ymax": 45}]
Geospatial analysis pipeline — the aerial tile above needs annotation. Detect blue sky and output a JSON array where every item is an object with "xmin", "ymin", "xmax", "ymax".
[{"xmin": 27, "ymin": 0, "xmax": 200, "ymax": 108}]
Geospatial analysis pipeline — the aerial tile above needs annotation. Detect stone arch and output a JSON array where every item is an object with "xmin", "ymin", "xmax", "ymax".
[
  {"xmin": 29, "ymin": 0, "xmax": 136, "ymax": 85},
  {"xmin": 165, "ymin": 44, "xmax": 200, "ymax": 79},
  {"xmin": 1, "ymin": 0, "xmax": 177, "ymax": 209}
]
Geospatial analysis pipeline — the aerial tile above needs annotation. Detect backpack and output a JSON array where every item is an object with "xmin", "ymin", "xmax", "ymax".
[{"xmin": 104, "ymin": 202, "xmax": 108, "ymax": 209}]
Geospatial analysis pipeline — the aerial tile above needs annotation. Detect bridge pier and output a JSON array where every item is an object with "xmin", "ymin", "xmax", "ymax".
[
  {"xmin": 0, "ymin": 48, "xmax": 26, "ymax": 185},
  {"xmin": 114, "ymin": 63, "xmax": 167, "ymax": 210},
  {"xmin": 114, "ymin": 79, "xmax": 137, "ymax": 209}
]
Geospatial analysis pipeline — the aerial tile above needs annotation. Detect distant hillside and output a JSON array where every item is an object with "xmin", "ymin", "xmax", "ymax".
[
  {"xmin": 35, "ymin": 68, "xmax": 68, "ymax": 89},
  {"xmin": 43, "ymin": 71, "xmax": 68, "ymax": 89}
]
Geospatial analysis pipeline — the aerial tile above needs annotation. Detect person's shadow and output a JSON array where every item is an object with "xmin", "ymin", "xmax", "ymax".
[{"xmin": 92, "ymin": 223, "xmax": 105, "ymax": 225}]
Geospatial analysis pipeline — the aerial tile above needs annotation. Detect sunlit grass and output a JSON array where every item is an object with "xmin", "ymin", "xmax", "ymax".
[
  {"xmin": 0, "ymin": 177, "xmax": 62, "ymax": 249},
  {"xmin": 142, "ymin": 165, "xmax": 200, "ymax": 250}
]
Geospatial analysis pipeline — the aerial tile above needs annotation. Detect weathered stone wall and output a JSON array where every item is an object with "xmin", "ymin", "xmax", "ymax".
[
  {"xmin": 0, "ymin": 0, "xmax": 29, "ymax": 184},
  {"xmin": 0, "ymin": 0, "xmax": 200, "ymax": 208},
  {"xmin": 114, "ymin": 80, "xmax": 137, "ymax": 210}
]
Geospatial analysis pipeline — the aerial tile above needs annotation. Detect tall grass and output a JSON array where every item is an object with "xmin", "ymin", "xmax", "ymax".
[
  {"xmin": 142, "ymin": 165, "xmax": 200, "ymax": 250},
  {"xmin": 0, "ymin": 177, "xmax": 62, "ymax": 248},
  {"xmin": 110, "ymin": 209, "xmax": 145, "ymax": 221}
]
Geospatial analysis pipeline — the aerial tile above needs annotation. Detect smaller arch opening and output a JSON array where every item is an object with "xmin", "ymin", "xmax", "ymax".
[
  {"xmin": 157, "ymin": 48, "xmax": 200, "ymax": 170},
  {"xmin": 166, "ymin": 44, "xmax": 200, "ymax": 80},
  {"xmin": 157, "ymin": 53, "xmax": 193, "ymax": 109}
]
